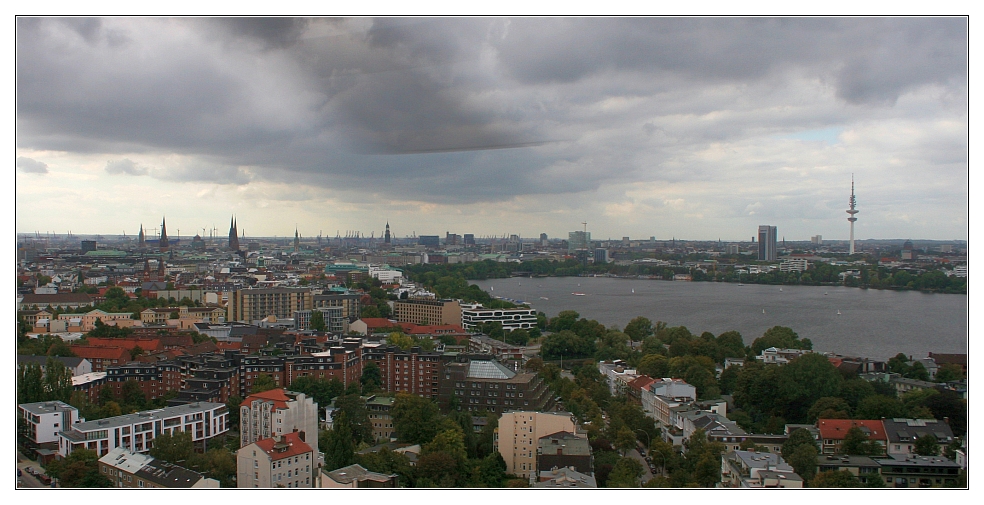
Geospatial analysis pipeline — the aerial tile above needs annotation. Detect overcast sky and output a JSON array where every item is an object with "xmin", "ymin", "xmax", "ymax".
[{"xmin": 15, "ymin": 17, "xmax": 968, "ymax": 241}]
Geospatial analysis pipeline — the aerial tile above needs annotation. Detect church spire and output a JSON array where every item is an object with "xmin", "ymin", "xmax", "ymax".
[{"xmin": 159, "ymin": 217, "xmax": 169, "ymax": 251}]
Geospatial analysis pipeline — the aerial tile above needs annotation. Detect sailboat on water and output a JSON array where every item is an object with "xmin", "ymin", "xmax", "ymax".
[
  {"xmin": 837, "ymin": 310, "xmax": 842, "ymax": 315},
  {"xmin": 631, "ymin": 288, "xmax": 635, "ymax": 294},
  {"xmin": 737, "ymin": 272, "xmax": 744, "ymax": 286}
]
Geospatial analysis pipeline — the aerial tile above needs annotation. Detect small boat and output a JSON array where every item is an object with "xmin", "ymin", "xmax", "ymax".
[
  {"xmin": 631, "ymin": 288, "xmax": 635, "ymax": 294},
  {"xmin": 837, "ymin": 310, "xmax": 842, "ymax": 315},
  {"xmin": 779, "ymin": 288, "xmax": 783, "ymax": 292},
  {"xmin": 824, "ymin": 292, "xmax": 828, "ymax": 295},
  {"xmin": 572, "ymin": 292, "xmax": 586, "ymax": 296},
  {"xmin": 577, "ymin": 283, "xmax": 581, "ymax": 287},
  {"xmin": 490, "ymin": 286, "xmax": 494, "ymax": 291},
  {"xmin": 762, "ymin": 309, "xmax": 766, "ymax": 314},
  {"xmin": 539, "ymin": 297, "xmax": 549, "ymax": 300}
]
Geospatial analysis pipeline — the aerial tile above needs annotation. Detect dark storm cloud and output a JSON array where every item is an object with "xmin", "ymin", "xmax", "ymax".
[
  {"xmin": 205, "ymin": 17, "xmax": 311, "ymax": 49},
  {"xmin": 16, "ymin": 156, "xmax": 48, "ymax": 174},
  {"xmin": 15, "ymin": 17, "xmax": 967, "ymax": 205}
]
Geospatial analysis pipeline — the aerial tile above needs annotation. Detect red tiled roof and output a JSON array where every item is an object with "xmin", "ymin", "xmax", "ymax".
[
  {"xmin": 86, "ymin": 338, "xmax": 162, "ymax": 352},
  {"xmin": 253, "ymin": 432, "xmax": 314, "ymax": 461},
  {"xmin": 244, "ymin": 388, "xmax": 291, "ymax": 409},
  {"xmin": 626, "ymin": 375, "xmax": 656, "ymax": 392},
  {"xmin": 817, "ymin": 419, "xmax": 887, "ymax": 441},
  {"xmin": 69, "ymin": 346, "xmax": 129, "ymax": 360},
  {"xmin": 215, "ymin": 341, "xmax": 242, "ymax": 351},
  {"xmin": 360, "ymin": 318, "xmax": 399, "ymax": 329},
  {"xmin": 402, "ymin": 323, "xmax": 467, "ymax": 335}
]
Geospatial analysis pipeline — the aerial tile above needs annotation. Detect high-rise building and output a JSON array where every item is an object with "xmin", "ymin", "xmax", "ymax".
[
  {"xmin": 384, "ymin": 222, "xmax": 391, "ymax": 244},
  {"xmin": 757, "ymin": 225, "xmax": 777, "ymax": 261},
  {"xmin": 393, "ymin": 299, "xmax": 462, "ymax": 326},
  {"xmin": 463, "ymin": 234, "xmax": 475, "ymax": 246},
  {"xmin": 495, "ymin": 411, "xmax": 579, "ymax": 481},
  {"xmin": 811, "ymin": 235, "xmax": 823, "ymax": 245},
  {"xmin": 568, "ymin": 230, "xmax": 590, "ymax": 253}
]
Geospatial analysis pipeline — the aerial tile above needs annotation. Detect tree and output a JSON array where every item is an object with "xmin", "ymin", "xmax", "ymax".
[
  {"xmin": 391, "ymin": 392, "xmax": 444, "ymax": 444},
  {"xmin": 356, "ymin": 448, "xmax": 415, "ymax": 487},
  {"xmin": 387, "ymin": 332, "xmax": 414, "ymax": 350},
  {"xmin": 623, "ymin": 316, "xmax": 654, "ymax": 342},
  {"xmin": 636, "ymin": 354, "xmax": 669, "ymax": 379},
  {"xmin": 309, "ymin": 310, "xmax": 327, "ymax": 332},
  {"xmin": 751, "ymin": 326, "xmax": 811, "ymax": 354},
  {"xmin": 781, "ymin": 428, "xmax": 819, "ymax": 460},
  {"xmin": 854, "ymin": 395, "xmax": 906, "ymax": 420},
  {"xmin": 200, "ymin": 447, "xmax": 238, "ymax": 488},
  {"xmin": 149, "ymin": 431, "xmax": 194, "ymax": 464},
  {"xmin": 913, "ymin": 434, "xmax": 940, "ymax": 456},
  {"xmin": 606, "ymin": 457, "xmax": 643, "ymax": 487},
  {"xmin": 504, "ymin": 328, "xmax": 530, "ymax": 346},
  {"xmin": 614, "ymin": 427, "xmax": 637, "ymax": 456},
  {"xmin": 934, "ymin": 364, "xmax": 964, "ymax": 383},
  {"xmin": 776, "ymin": 353, "xmax": 843, "ymax": 423},
  {"xmin": 121, "ymin": 379, "xmax": 147, "ymax": 410},
  {"xmin": 360, "ymin": 361, "xmax": 383, "ymax": 392},
  {"xmin": 416, "ymin": 452, "xmax": 461, "ymax": 488},
  {"xmin": 839, "ymin": 426, "xmax": 881, "ymax": 456},
  {"xmin": 787, "ymin": 443, "xmax": 818, "ymax": 481},
  {"xmin": 322, "ymin": 413, "xmax": 356, "ymax": 471},
  {"xmin": 18, "ymin": 362, "xmax": 46, "ymax": 404},
  {"xmin": 478, "ymin": 452, "xmax": 507, "ymax": 487},
  {"xmin": 44, "ymin": 448, "xmax": 111, "ymax": 488},
  {"xmin": 251, "ymin": 373, "xmax": 278, "ymax": 393},
  {"xmin": 807, "ymin": 397, "xmax": 851, "ymax": 422},
  {"xmin": 332, "ymin": 394, "xmax": 373, "ymax": 444},
  {"xmin": 810, "ymin": 470, "xmax": 863, "ymax": 488}
]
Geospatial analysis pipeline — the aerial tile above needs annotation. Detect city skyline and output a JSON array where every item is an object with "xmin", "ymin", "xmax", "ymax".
[{"xmin": 16, "ymin": 17, "xmax": 968, "ymax": 241}]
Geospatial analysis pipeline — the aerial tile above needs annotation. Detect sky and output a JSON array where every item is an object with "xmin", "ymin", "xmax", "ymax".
[{"xmin": 15, "ymin": 17, "xmax": 969, "ymax": 242}]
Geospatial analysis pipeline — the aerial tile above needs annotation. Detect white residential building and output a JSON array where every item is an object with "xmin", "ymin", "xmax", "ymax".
[
  {"xmin": 19, "ymin": 401, "xmax": 81, "ymax": 445},
  {"xmin": 57, "ymin": 402, "xmax": 229, "ymax": 457},
  {"xmin": 238, "ymin": 432, "xmax": 316, "ymax": 488},
  {"xmin": 460, "ymin": 303, "xmax": 538, "ymax": 331},
  {"xmin": 240, "ymin": 389, "xmax": 319, "ymax": 448},
  {"xmin": 640, "ymin": 378, "xmax": 697, "ymax": 426},
  {"xmin": 721, "ymin": 450, "xmax": 803, "ymax": 488}
]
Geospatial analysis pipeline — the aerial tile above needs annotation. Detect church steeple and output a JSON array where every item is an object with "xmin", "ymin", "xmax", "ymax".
[
  {"xmin": 384, "ymin": 221, "xmax": 391, "ymax": 244},
  {"xmin": 159, "ymin": 217, "xmax": 169, "ymax": 251},
  {"xmin": 228, "ymin": 216, "xmax": 240, "ymax": 251},
  {"xmin": 138, "ymin": 224, "xmax": 145, "ymax": 247},
  {"xmin": 294, "ymin": 227, "xmax": 300, "ymax": 253}
]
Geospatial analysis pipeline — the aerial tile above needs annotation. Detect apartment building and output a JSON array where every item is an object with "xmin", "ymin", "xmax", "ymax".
[
  {"xmin": 362, "ymin": 343, "xmax": 443, "ymax": 399},
  {"xmin": 312, "ymin": 292, "xmax": 362, "ymax": 320},
  {"xmin": 495, "ymin": 411, "xmax": 579, "ymax": 481},
  {"xmin": 57, "ymin": 402, "xmax": 229, "ymax": 457},
  {"xmin": 393, "ymin": 298, "xmax": 462, "ymax": 326},
  {"xmin": 19, "ymin": 401, "xmax": 81, "ymax": 445},
  {"xmin": 238, "ymin": 432, "xmax": 316, "ymax": 488},
  {"xmin": 459, "ymin": 303, "xmax": 538, "ymax": 331},
  {"xmin": 438, "ymin": 356, "xmax": 552, "ymax": 414},
  {"xmin": 98, "ymin": 447, "xmax": 219, "ymax": 488},
  {"xmin": 228, "ymin": 288, "xmax": 313, "ymax": 323},
  {"xmin": 239, "ymin": 389, "xmax": 318, "ymax": 448}
]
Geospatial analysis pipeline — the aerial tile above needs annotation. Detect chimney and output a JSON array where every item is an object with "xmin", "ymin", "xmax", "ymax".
[{"xmin": 298, "ymin": 430, "xmax": 306, "ymax": 442}]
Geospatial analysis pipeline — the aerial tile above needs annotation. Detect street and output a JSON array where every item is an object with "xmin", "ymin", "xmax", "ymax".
[
  {"xmin": 627, "ymin": 447, "xmax": 655, "ymax": 484},
  {"xmin": 16, "ymin": 452, "xmax": 55, "ymax": 489}
]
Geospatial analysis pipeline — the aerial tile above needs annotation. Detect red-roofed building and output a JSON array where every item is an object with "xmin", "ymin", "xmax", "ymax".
[
  {"xmin": 216, "ymin": 341, "xmax": 242, "ymax": 351},
  {"xmin": 349, "ymin": 318, "xmax": 402, "ymax": 335},
  {"xmin": 239, "ymin": 389, "xmax": 319, "ymax": 449},
  {"xmin": 69, "ymin": 346, "xmax": 130, "ymax": 372},
  {"xmin": 817, "ymin": 419, "xmax": 887, "ymax": 455},
  {"xmin": 625, "ymin": 375, "xmax": 656, "ymax": 405},
  {"xmin": 85, "ymin": 338, "xmax": 163, "ymax": 353},
  {"xmin": 237, "ymin": 431, "xmax": 316, "ymax": 488}
]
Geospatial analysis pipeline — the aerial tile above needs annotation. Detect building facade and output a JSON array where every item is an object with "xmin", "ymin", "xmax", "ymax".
[
  {"xmin": 58, "ymin": 402, "xmax": 229, "ymax": 457},
  {"xmin": 228, "ymin": 288, "xmax": 313, "ymax": 323},
  {"xmin": 393, "ymin": 299, "xmax": 462, "ymax": 326},
  {"xmin": 757, "ymin": 225, "xmax": 777, "ymax": 261},
  {"xmin": 460, "ymin": 304, "xmax": 538, "ymax": 332},
  {"xmin": 439, "ymin": 357, "xmax": 552, "ymax": 414},
  {"xmin": 19, "ymin": 401, "xmax": 81, "ymax": 445},
  {"xmin": 495, "ymin": 411, "xmax": 579, "ymax": 481},
  {"xmin": 237, "ymin": 432, "xmax": 316, "ymax": 488},
  {"xmin": 239, "ymin": 389, "xmax": 319, "ymax": 448},
  {"xmin": 98, "ymin": 447, "xmax": 219, "ymax": 488}
]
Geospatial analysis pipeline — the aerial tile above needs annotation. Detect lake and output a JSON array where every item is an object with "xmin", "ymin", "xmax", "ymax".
[{"xmin": 472, "ymin": 277, "xmax": 967, "ymax": 362}]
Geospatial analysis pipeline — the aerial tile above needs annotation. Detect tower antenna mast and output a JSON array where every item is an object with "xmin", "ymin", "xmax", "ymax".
[{"xmin": 847, "ymin": 174, "xmax": 859, "ymax": 255}]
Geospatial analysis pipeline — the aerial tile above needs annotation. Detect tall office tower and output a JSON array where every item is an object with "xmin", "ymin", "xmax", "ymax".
[
  {"xmin": 847, "ymin": 177, "xmax": 859, "ymax": 255},
  {"xmin": 228, "ymin": 216, "xmax": 240, "ymax": 251},
  {"xmin": 159, "ymin": 217, "xmax": 169, "ymax": 251},
  {"xmin": 757, "ymin": 225, "xmax": 777, "ymax": 261},
  {"xmin": 568, "ymin": 231, "xmax": 590, "ymax": 254}
]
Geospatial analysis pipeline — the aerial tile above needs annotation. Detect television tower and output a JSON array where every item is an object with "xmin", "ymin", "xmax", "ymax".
[{"xmin": 846, "ymin": 175, "xmax": 859, "ymax": 254}]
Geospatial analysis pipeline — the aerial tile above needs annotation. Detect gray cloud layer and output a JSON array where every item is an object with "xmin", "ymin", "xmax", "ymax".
[
  {"xmin": 16, "ymin": 17, "xmax": 967, "ymax": 216},
  {"xmin": 16, "ymin": 156, "xmax": 48, "ymax": 174}
]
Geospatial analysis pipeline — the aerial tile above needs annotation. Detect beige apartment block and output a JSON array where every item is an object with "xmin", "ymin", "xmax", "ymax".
[{"xmin": 495, "ymin": 411, "xmax": 578, "ymax": 480}]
